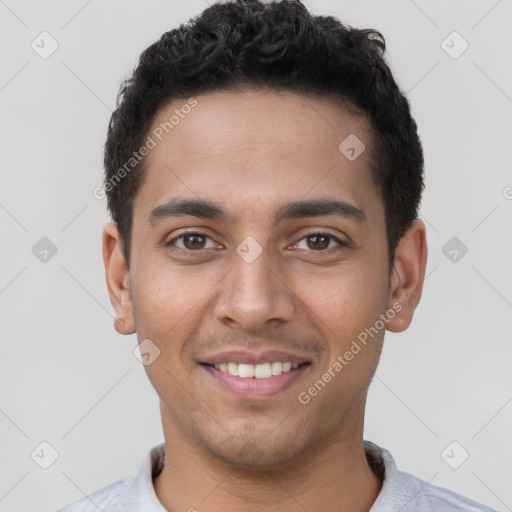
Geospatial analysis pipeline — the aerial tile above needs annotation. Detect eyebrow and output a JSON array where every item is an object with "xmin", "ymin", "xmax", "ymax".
[{"xmin": 147, "ymin": 197, "xmax": 366, "ymax": 226}]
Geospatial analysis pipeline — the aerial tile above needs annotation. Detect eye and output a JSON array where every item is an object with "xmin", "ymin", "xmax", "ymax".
[
  {"xmin": 166, "ymin": 232, "xmax": 219, "ymax": 251},
  {"xmin": 164, "ymin": 231, "xmax": 346, "ymax": 253},
  {"xmin": 293, "ymin": 232, "xmax": 346, "ymax": 251}
]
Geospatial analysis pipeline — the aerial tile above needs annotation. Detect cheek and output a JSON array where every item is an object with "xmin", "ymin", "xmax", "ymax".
[
  {"xmin": 298, "ymin": 259, "xmax": 388, "ymax": 336},
  {"xmin": 131, "ymin": 264, "xmax": 209, "ymax": 400},
  {"xmin": 131, "ymin": 260, "xmax": 225, "ymax": 348},
  {"xmin": 296, "ymin": 270, "xmax": 386, "ymax": 419},
  {"xmin": 294, "ymin": 256, "xmax": 389, "ymax": 398}
]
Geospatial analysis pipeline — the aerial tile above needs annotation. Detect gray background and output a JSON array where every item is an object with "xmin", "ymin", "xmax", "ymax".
[{"xmin": 0, "ymin": 0, "xmax": 511, "ymax": 510}]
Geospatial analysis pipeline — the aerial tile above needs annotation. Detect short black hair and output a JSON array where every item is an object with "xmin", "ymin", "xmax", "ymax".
[{"xmin": 104, "ymin": 0, "xmax": 424, "ymax": 269}]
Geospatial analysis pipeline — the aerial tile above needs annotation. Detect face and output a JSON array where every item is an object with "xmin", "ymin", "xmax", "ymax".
[{"xmin": 104, "ymin": 89, "xmax": 425, "ymax": 468}]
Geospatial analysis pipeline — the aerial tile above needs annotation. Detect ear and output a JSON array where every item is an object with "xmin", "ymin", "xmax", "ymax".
[
  {"xmin": 385, "ymin": 219, "xmax": 428, "ymax": 333},
  {"xmin": 102, "ymin": 222, "xmax": 136, "ymax": 335}
]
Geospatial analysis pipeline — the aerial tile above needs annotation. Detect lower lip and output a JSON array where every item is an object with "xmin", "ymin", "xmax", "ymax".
[{"xmin": 201, "ymin": 364, "xmax": 311, "ymax": 398}]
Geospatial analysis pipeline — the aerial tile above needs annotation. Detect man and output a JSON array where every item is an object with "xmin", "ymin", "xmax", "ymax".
[{"xmin": 57, "ymin": 0, "xmax": 496, "ymax": 510}]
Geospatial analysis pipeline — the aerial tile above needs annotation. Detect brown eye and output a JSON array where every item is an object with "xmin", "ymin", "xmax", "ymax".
[
  {"xmin": 166, "ymin": 232, "xmax": 217, "ymax": 251},
  {"xmin": 293, "ymin": 232, "xmax": 346, "ymax": 252},
  {"xmin": 182, "ymin": 234, "xmax": 207, "ymax": 250},
  {"xmin": 306, "ymin": 234, "xmax": 330, "ymax": 250}
]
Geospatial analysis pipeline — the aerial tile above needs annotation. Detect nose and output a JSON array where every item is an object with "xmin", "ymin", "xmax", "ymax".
[{"xmin": 213, "ymin": 245, "xmax": 295, "ymax": 332}]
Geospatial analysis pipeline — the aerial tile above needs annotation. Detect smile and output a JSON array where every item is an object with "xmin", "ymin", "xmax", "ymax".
[
  {"xmin": 201, "ymin": 361, "xmax": 311, "ymax": 398},
  {"xmin": 210, "ymin": 361, "xmax": 301, "ymax": 378}
]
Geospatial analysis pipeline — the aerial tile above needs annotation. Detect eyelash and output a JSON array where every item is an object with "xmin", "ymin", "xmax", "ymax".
[{"xmin": 164, "ymin": 230, "xmax": 348, "ymax": 253}]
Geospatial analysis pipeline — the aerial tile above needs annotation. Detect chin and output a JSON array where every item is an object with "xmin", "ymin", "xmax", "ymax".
[
  {"xmin": 207, "ymin": 441, "xmax": 299, "ymax": 469},
  {"xmin": 198, "ymin": 422, "xmax": 310, "ymax": 469}
]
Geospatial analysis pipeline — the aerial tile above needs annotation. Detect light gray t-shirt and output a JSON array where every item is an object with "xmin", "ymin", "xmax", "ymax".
[{"xmin": 56, "ymin": 440, "xmax": 497, "ymax": 511}]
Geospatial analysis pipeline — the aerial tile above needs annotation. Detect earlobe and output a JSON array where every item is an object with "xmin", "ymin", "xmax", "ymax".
[
  {"xmin": 385, "ymin": 220, "xmax": 428, "ymax": 333},
  {"xmin": 102, "ymin": 222, "xmax": 136, "ymax": 335}
]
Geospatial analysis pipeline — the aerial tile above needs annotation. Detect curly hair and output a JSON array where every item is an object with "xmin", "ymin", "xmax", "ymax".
[{"xmin": 104, "ymin": 0, "xmax": 424, "ymax": 269}]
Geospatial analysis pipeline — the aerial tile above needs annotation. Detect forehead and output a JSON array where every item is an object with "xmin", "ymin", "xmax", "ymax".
[{"xmin": 134, "ymin": 89, "xmax": 382, "ymax": 226}]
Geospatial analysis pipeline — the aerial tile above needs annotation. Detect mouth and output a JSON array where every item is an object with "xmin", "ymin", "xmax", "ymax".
[
  {"xmin": 199, "ymin": 351, "xmax": 312, "ymax": 398},
  {"xmin": 202, "ymin": 361, "xmax": 309, "ymax": 378}
]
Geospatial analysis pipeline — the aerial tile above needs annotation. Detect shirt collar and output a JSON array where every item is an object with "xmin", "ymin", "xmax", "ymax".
[
  {"xmin": 125, "ymin": 441, "xmax": 396, "ymax": 510},
  {"xmin": 124, "ymin": 443, "xmax": 167, "ymax": 511}
]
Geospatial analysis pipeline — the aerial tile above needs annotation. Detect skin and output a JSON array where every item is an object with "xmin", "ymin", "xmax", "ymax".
[{"xmin": 103, "ymin": 89, "xmax": 427, "ymax": 512}]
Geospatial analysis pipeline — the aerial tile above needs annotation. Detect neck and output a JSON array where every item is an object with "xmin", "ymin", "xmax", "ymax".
[{"xmin": 154, "ymin": 407, "xmax": 382, "ymax": 512}]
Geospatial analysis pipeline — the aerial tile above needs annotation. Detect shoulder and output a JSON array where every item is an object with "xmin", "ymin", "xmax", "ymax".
[
  {"xmin": 55, "ymin": 477, "xmax": 128, "ymax": 512},
  {"xmin": 396, "ymin": 470, "xmax": 497, "ymax": 511},
  {"xmin": 364, "ymin": 440, "xmax": 497, "ymax": 512},
  {"xmin": 55, "ymin": 443, "xmax": 166, "ymax": 512}
]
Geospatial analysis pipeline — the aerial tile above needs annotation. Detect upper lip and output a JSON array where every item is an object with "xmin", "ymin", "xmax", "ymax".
[{"xmin": 200, "ymin": 350, "xmax": 310, "ymax": 366}]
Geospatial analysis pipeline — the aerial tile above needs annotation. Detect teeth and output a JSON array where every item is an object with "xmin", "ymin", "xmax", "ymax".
[
  {"xmin": 271, "ymin": 362, "xmax": 282, "ymax": 375},
  {"xmin": 227, "ymin": 362, "xmax": 238, "ymax": 376},
  {"xmin": 212, "ymin": 362, "xmax": 301, "ymax": 378},
  {"xmin": 254, "ymin": 362, "xmax": 272, "ymax": 379},
  {"xmin": 282, "ymin": 362, "xmax": 292, "ymax": 372},
  {"xmin": 238, "ymin": 363, "xmax": 255, "ymax": 378}
]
